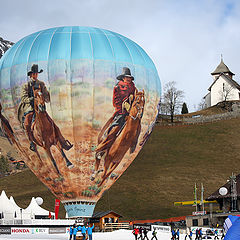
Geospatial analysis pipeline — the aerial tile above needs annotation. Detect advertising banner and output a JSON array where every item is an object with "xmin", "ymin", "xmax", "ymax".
[
  {"xmin": 133, "ymin": 224, "xmax": 152, "ymax": 231},
  {"xmin": 49, "ymin": 227, "xmax": 66, "ymax": 234},
  {"xmin": 0, "ymin": 227, "xmax": 11, "ymax": 235},
  {"xmin": 11, "ymin": 228, "xmax": 31, "ymax": 234},
  {"xmin": 151, "ymin": 225, "xmax": 171, "ymax": 233},
  {"xmin": 55, "ymin": 199, "xmax": 60, "ymax": 219},
  {"xmin": 32, "ymin": 228, "xmax": 48, "ymax": 234}
]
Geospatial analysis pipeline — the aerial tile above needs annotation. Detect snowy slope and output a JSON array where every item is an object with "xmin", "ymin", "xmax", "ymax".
[{"xmin": 0, "ymin": 37, "xmax": 14, "ymax": 58}]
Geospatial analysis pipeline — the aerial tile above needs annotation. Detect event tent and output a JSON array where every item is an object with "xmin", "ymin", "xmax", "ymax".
[
  {"xmin": 24, "ymin": 197, "xmax": 55, "ymax": 219},
  {"xmin": 0, "ymin": 191, "xmax": 54, "ymax": 220}
]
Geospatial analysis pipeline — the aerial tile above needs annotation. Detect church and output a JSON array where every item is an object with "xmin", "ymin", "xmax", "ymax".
[{"xmin": 204, "ymin": 59, "xmax": 240, "ymax": 108}]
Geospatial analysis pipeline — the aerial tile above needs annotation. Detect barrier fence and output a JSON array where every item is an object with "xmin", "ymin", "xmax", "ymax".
[
  {"xmin": 0, "ymin": 219, "xmax": 75, "ymax": 225},
  {"xmin": 104, "ymin": 222, "xmax": 129, "ymax": 231}
]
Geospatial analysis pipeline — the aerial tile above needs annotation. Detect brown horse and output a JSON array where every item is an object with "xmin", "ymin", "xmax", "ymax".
[
  {"xmin": 0, "ymin": 103, "xmax": 31, "ymax": 161},
  {"xmin": 97, "ymin": 90, "xmax": 145, "ymax": 186},
  {"xmin": 31, "ymin": 88, "xmax": 73, "ymax": 174}
]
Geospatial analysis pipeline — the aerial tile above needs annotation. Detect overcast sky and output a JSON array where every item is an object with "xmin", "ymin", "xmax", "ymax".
[{"xmin": 1, "ymin": 0, "xmax": 240, "ymax": 111}]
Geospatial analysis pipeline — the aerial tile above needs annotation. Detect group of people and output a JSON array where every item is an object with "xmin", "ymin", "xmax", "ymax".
[
  {"xmin": 171, "ymin": 229, "xmax": 180, "ymax": 240},
  {"xmin": 132, "ymin": 227, "xmax": 158, "ymax": 240},
  {"xmin": 69, "ymin": 223, "xmax": 94, "ymax": 240}
]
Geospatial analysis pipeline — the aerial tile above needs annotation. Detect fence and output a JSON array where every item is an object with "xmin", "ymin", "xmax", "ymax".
[
  {"xmin": 103, "ymin": 222, "xmax": 129, "ymax": 231},
  {"xmin": 0, "ymin": 219, "xmax": 75, "ymax": 225}
]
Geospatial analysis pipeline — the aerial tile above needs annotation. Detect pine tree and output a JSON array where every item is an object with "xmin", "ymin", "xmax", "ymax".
[{"xmin": 181, "ymin": 102, "xmax": 188, "ymax": 114}]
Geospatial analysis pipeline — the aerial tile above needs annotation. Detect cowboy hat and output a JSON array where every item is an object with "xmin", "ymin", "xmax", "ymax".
[
  {"xmin": 116, "ymin": 67, "xmax": 134, "ymax": 80},
  {"xmin": 27, "ymin": 64, "xmax": 43, "ymax": 76}
]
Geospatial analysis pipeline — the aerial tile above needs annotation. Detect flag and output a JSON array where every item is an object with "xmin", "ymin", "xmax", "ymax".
[{"xmin": 54, "ymin": 199, "xmax": 60, "ymax": 219}]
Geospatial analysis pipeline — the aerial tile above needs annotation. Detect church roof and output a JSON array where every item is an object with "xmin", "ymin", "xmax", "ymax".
[
  {"xmin": 208, "ymin": 73, "xmax": 240, "ymax": 91},
  {"xmin": 211, "ymin": 59, "xmax": 235, "ymax": 76}
]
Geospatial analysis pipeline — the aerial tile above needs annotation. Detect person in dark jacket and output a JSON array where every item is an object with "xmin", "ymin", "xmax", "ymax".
[
  {"xmin": 195, "ymin": 228, "xmax": 199, "ymax": 240},
  {"xmin": 151, "ymin": 229, "xmax": 158, "ymax": 240},
  {"xmin": 142, "ymin": 228, "xmax": 149, "ymax": 240},
  {"xmin": 176, "ymin": 229, "xmax": 180, "ymax": 240},
  {"xmin": 138, "ymin": 227, "xmax": 143, "ymax": 240}
]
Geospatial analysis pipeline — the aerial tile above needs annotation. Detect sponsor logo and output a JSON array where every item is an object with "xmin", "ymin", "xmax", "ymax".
[
  {"xmin": 133, "ymin": 224, "xmax": 152, "ymax": 231},
  {"xmin": 0, "ymin": 227, "xmax": 11, "ymax": 235},
  {"xmin": 49, "ymin": 228, "xmax": 66, "ymax": 234},
  {"xmin": 12, "ymin": 228, "xmax": 30, "ymax": 234}
]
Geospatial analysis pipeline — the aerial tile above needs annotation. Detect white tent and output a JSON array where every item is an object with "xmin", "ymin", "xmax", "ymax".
[
  {"xmin": 0, "ymin": 191, "xmax": 17, "ymax": 219},
  {"xmin": 24, "ymin": 197, "xmax": 54, "ymax": 219}
]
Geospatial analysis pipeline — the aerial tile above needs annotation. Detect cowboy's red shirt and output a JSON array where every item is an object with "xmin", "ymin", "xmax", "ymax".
[{"xmin": 113, "ymin": 80, "xmax": 136, "ymax": 114}]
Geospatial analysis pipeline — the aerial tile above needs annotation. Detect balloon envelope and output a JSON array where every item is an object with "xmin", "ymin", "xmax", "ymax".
[{"xmin": 0, "ymin": 26, "xmax": 161, "ymax": 217}]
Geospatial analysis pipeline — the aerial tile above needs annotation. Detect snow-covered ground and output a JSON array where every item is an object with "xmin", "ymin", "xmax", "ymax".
[{"xmin": 0, "ymin": 229, "xmax": 214, "ymax": 240}]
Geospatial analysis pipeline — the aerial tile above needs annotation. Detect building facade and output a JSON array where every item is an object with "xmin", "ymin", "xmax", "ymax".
[{"xmin": 204, "ymin": 59, "xmax": 240, "ymax": 108}]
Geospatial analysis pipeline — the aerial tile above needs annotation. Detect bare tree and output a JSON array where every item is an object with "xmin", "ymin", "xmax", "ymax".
[
  {"xmin": 161, "ymin": 81, "xmax": 184, "ymax": 122},
  {"xmin": 197, "ymin": 98, "xmax": 205, "ymax": 111},
  {"xmin": 218, "ymin": 83, "xmax": 234, "ymax": 108}
]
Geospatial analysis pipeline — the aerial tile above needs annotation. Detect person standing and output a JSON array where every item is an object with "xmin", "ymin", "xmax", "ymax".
[
  {"xmin": 87, "ymin": 223, "xmax": 94, "ymax": 240},
  {"xmin": 195, "ymin": 228, "xmax": 199, "ymax": 240},
  {"xmin": 69, "ymin": 224, "xmax": 74, "ymax": 240},
  {"xmin": 81, "ymin": 225, "xmax": 87, "ymax": 240},
  {"xmin": 199, "ymin": 228, "xmax": 202, "ymax": 240},
  {"xmin": 189, "ymin": 230, "xmax": 193, "ymax": 240},
  {"xmin": 214, "ymin": 229, "xmax": 219, "ymax": 240},
  {"xmin": 176, "ymin": 229, "xmax": 180, "ymax": 240},
  {"xmin": 72, "ymin": 224, "xmax": 78, "ymax": 240},
  {"xmin": 151, "ymin": 229, "xmax": 158, "ymax": 240},
  {"xmin": 139, "ymin": 227, "xmax": 143, "ymax": 240},
  {"xmin": 132, "ymin": 227, "xmax": 139, "ymax": 240},
  {"xmin": 171, "ymin": 229, "xmax": 176, "ymax": 240},
  {"xmin": 142, "ymin": 228, "xmax": 149, "ymax": 240}
]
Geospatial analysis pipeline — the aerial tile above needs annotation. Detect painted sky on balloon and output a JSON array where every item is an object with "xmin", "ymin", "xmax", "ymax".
[{"xmin": 1, "ymin": 1, "xmax": 240, "ymax": 111}]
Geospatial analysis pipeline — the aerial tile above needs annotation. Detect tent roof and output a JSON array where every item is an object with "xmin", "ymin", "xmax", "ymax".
[
  {"xmin": 0, "ymin": 191, "xmax": 18, "ymax": 213},
  {"xmin": 25, "ymin": 197, "xmax": 54, "ymax": 216}
]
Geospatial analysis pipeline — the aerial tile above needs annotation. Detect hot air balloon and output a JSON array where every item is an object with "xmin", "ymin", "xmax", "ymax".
[{"xmin": 0, "ymin": 26, "xmax": 161, "ymax": 218}]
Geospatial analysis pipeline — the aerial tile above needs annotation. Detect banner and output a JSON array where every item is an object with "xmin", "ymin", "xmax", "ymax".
[
  {"xmin": 55, "ymin": 199, "xmax": 60, "ymax": 219},
  {"xmin": 0, "ymin": 227, "xmax": 11, "ymax": 235},
  {"xmin": 151, "ymin": 225, "xmax": 171, "ymax": 233}
]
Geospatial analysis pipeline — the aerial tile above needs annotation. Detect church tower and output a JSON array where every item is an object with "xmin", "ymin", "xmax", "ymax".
[{"xmin": 211, "ymin": 57, "xmax": 235, "ymax": 80}]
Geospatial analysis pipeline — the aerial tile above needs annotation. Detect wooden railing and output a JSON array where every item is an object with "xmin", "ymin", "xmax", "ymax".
[{"xmin": 104, "ymin": 222, "xmax": 129, "ymax": 231}]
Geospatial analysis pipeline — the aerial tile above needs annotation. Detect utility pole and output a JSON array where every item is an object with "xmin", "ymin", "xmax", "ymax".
[
  {"xmin": 230, "ymin": 173, "xmax": 237, "ymax": 212},
  {"xmin": 194, "ymin": 183, "xmax": 197, "ymax": 212},
  {"xmin": 201, "ymin": 183, "xmax": 204, "ymax": 213}
]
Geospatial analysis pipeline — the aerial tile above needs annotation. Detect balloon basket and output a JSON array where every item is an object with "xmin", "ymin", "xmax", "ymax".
[{"xmin": 63, "ymin": 200, "xmax": 96, "ymax": 218}]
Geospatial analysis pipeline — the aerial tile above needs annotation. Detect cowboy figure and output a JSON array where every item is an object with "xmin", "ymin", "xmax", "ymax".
[
  {"xmin": 95, "ymin": 67, "xmax": 136, "ymax": 160},
  {"xmin": 18, "ymin": 64, "xmax": 73, "ymax": 152}
]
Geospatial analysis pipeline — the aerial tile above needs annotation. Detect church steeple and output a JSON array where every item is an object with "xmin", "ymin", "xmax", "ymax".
[{"xmin": 211, "ymin": 56, "xmax": 234, "ymax": 79}]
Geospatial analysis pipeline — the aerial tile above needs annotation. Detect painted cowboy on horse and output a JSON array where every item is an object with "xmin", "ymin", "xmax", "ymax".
[
  {"xmin": 17, "ymin": 64, "xmax": 73, "ymax": 152},
  {"xmin": 95, "ymin": 67, "xmax": 136, "ymax": 161}
]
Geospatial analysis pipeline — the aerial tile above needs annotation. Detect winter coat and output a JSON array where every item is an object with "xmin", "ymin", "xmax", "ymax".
[
  {"xmin": 69, "ymin": 226, "xmax": 74, "ymax": 235},
  {"xmin": 113, "ymin": 80, "xmax": 136, "ymax": 115},
  {"xmin": 17, "ymin": 78, "xmax": 50, "ymax": 123},
  {"xmin": 73, "ymin": 227, "xmax": 78, "ymax": 235},
  {"xmin": 81, "ymin": 226, "xmax": 87, "ymax": 234},
  {"xmin": 87, "ymin": 224, "xmax": 94, "ymax": 235}
]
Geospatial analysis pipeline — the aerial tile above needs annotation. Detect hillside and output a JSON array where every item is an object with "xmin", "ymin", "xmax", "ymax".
[{"xmin": 0, "ymin": 117, "xmax": 240, "ymax": 220}]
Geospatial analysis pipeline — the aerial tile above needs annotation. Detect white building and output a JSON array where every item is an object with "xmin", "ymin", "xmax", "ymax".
[{"xmin": 204, "ymin": 59, "xmax": 240, "ymax": 108}]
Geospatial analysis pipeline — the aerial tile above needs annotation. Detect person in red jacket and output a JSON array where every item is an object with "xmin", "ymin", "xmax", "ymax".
[
  {"xmin": 95, "ymin": 67, "xmax": 136, "ymax": 161},
  {"xmin": 132, "ymin": 227, "xmax": 140, "ymax": 240}
]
